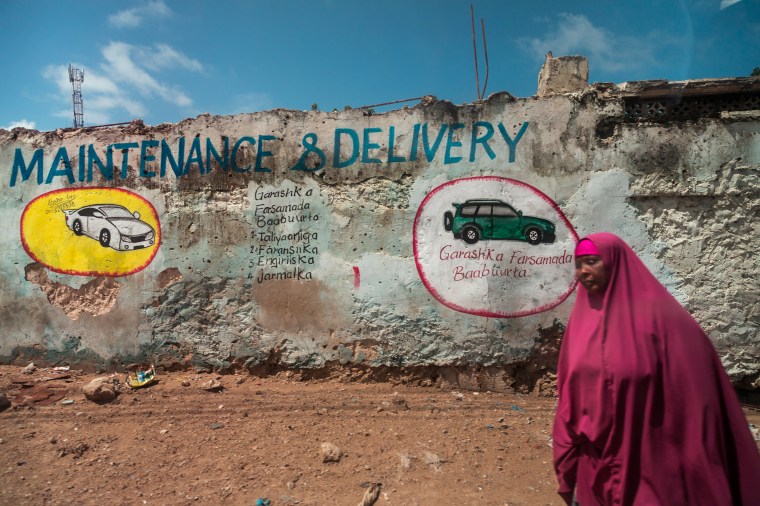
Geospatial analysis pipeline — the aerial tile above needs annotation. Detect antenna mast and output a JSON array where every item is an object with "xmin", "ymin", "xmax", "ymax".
[{"xmin": 68, "ymin": 64, "xmax": 85, "ymax": 128}]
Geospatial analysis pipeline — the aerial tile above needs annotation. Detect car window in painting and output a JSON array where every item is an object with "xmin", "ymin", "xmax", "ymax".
[
  {"xmin": 475, "ymin": 205, "xmax": 492, "ymax": 216},
  {"xmin": 460, "ymin": 205, "xmax": 478, "ymax": 217},
  {"xmin": 493, "ymin": 205, "xmax": 517, "ymax": 217},
  {"xmin": 102, "ymin": 206, "xmax": 133, "ymax": 218}
]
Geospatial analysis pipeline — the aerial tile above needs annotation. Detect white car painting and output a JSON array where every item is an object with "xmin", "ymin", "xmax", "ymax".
[{"xmin": 63, "ymin": 204, "xmax": 155, "ymax": 251}]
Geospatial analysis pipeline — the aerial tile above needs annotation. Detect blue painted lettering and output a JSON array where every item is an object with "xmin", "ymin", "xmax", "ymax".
[
  {"xmin": 255, "ymin": 135, "xmax": 275, "ymax": 172},
  {"xmin": 10, "ymin": 148, "xmax": 44, "ymax": 187},
  {"xmin": 409, "ymin": 123, "xmax": 421, "ymax": 162},
  {"xmin": 45, "ymin": 147, "xmax": 74, "ymax": 185},
  {"xmin": 333, "ymin": 128, "xmax": 359, "ymax": 168},
  {"xmin": 422, "ymin": 123, "xmax": 447, "ymax": 162},
  {"xmin": 387, "ymin": 126, "xmax": 406, "ymax": 163},
  {"xmin": 444, "ymin": 123, "xmax": 465, "ymax": 164},
  {"xmin": 88, "ymin": 145, "xmax": 113, "ymax": 182},
  {"xmin": 77, "ymin": 145, "xmax": 85, "ymax": 182},
  {"xmin": 160, "ymin": 138, "xmax": 185, "ymax": 177},
  {"xmin": 497, "ymin": 122, "xmax": 529, "ymax": 163},
  {"xmin": 112, "ymin": 142, "xmax": 139, "ymax": 179},
  {"xmin": 362, "ymin": 127, "xmax": 382, "ymax": 164},
  {"xmin": 185, "ymin": 136, "xmax": 204, "ymax": 175},
  {"xmin": 231, "ymin": 136, "xmax": 255, "ymax": 172},
  {"xmin": 290, "ymin": 133, "xmax": 326, "ymax": 172},
  {"xmin": 140, "ymin": 140, "xmax": 159, "ymax": 177},
  {"xmin": 470, "ymin": 121, "xmax": 495, "ymax": 162},
  {"xmin": 5, "ymin": 121, "xmax": 531, "ymax": 187},
  {"xmin": 206, "ymin": 137, "xmax": 229, "ymax": 172}
]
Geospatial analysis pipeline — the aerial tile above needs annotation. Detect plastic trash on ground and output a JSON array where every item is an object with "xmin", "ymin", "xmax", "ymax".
[{"xmin": 125, "ymin": 365, "xmax": 156, "ymax": 389}]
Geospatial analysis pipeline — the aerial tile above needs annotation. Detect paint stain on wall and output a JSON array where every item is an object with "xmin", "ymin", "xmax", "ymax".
[
  {"xmin": 253, "ymin": 278, "xmax": 347, "ymax": 332},
  {"xmin": 24, "ymin": 263, "xmax": 121, "ymax": 320}
]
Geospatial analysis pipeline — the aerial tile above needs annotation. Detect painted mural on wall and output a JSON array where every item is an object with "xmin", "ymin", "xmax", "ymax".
[
  {"xmin": 413, "ymin": 176, "xmax": 578, "ymax": 317},
  {"xmin": 247, "ymin": 180, "xmax": 327, "ymax": 284},
  {"xmin": 7, "ymin": 121, "xmax": 528, "ymax": 187},
  {"xmin": 20, "ymin": 187, "xmax": 160, "ymax": 277},
  {"xmin": 1, "ymin": 82, "xmax": 757, "ymax": 385}
]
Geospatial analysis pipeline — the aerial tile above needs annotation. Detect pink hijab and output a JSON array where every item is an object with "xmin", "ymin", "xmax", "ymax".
[{"xmin": 554, "ymin": 233, "xmax": 760, "ymax": 505}]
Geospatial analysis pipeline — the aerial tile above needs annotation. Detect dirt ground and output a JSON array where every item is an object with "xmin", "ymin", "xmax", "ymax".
[{"xmin": 1, "ymin": 365, "xmax": 758, "ymax": 506}]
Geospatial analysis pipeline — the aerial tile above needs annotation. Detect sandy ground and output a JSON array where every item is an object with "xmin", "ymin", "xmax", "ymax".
[{"xmin": 1, "ymin": 364, "xmax": 758, "ymax": 506}]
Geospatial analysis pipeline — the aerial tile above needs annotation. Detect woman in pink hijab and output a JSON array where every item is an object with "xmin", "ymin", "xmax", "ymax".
[{"xmin": 553, "ymin": 232, "xmax": 760, "ymax": 505}]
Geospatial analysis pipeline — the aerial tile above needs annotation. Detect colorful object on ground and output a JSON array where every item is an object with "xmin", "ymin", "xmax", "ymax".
[{"xmin": 126, "ymin": 365, "xmax": 156, "ymax": 389}]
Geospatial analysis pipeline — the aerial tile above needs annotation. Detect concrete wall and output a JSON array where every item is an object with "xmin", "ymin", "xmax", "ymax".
[{"xmin": 1, "ymin": 82, "xmax": 758, "ymax": 390}]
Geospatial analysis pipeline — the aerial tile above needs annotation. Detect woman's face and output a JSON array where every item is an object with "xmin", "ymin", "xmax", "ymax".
[{"xmin": 575, "ymin": 255, "xmax": 608, "ymax": 295}]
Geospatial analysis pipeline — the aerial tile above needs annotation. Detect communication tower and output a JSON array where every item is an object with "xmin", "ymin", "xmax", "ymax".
[{"xmin": 68, "ymin": 64, "xmax": 85, "ymax": 128}]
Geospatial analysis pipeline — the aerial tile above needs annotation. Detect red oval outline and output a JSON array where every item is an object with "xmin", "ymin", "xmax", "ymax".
[
  {"xmin": 20, "ymin": 187, "xmax": 161, "ymax": 277},
  {"xmin": 413, "ymin": 176, "xmax": 579, "ymax": 318}
]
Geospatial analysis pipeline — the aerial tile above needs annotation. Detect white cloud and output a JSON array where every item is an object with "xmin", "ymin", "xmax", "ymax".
[
  {"xmin": 43, "ymin": 64, "xmax": 73, "ymax": 97},
  {"xmin": 520, "ymin": 13, "xmax": 677, "ymax": 74},
  {"xmin": 101, "ymin": 42, "xmax": 195, "ymax": 107},
  {"xmin": 2, "ymin": 119, "xmax": 37, "ymax": 130},
  {"xmin": 108, "ymin": 0, "xmax": 171, "ymax": 28},
  {"xmin": 42, "ymin": 40, "xmax": 202, "ymax": 127},
  {"xmin": 108, "ymin": 10, "xmax": 141, "ymax": 28},
  {"xmin": 720, "ymin": 0, "xmax": 742, "ymax": 9},
  {"xmin": 139, "ymin": 44, "xmax": 204, "ymax": 73},
  {"xmin": 43, "ymin": 63, "xmax": 142, "ymax": 126}
]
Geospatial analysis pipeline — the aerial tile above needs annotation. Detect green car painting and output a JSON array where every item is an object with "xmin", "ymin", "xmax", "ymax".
[{"xmin": 443, "ymin": 199, "xmax": 556, "ymax": 245}]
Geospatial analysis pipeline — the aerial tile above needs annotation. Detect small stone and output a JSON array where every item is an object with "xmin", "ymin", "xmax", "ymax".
[
  {"xmin": 180, "ymin": 380, "xmax": 191, "ymax": 387},
  {"xmin": 22, "ymin": 363, "xmax": 37, "ymax": 374},
  {"xmin": 321, "ymin": 442, "xmax": 342, "ymax": 463},
  {"xmin": 392, "ymin": 393, "xmax": 409, "ymax": 410},
  {"xmin": 209, "ymin": 422, "xmax": 225, "ymax": 430},
  {"xmin": 200, "ymin": 379, "xmax": 223, "ymax": 391},
  {"xmin": 423, "ymin": 452, "xmax": 445, "ymax": 470},
  {"xmin": 160, "ymin": 429, "xmax": 168, "ymax": 435},
  {"xmin": 61, "ymin": 399, "xmax": 75, "ymax": 406},
  {"xmin": 83, "ymin": 377, "xmax": 117, "ymax": 403}
]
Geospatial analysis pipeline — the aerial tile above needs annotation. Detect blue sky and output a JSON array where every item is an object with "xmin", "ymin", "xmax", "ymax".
[{"xmin": 1, "ymin": 0, "xmax": 758, "ymax": 132}]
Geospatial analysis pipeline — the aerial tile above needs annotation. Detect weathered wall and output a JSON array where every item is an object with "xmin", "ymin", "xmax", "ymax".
[{"xmin": 1, "ymin": 81, "xmax": 758, "ymax": 390}]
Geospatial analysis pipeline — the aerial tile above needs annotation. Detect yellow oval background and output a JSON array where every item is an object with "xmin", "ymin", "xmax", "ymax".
[{"xmin": 21, "ymin": 188, "xmax": 161, "ymax": 277}]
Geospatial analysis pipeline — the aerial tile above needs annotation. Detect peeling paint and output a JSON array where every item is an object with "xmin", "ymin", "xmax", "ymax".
[{"xmin": 24, "ymin": 263, "xmax": 120, "ymax": 320}]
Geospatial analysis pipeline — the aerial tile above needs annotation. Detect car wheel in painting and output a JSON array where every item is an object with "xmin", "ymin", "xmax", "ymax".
[
  {"xmin": 99, "ymin": 229, "xmax": 111, "ymax": 248},
  {"xmin": 525, "ymin": 227, "xmax": 542, "ymax": 245},
  {"xmin": 72, "ymin": 219, "xmax": 83, "ymax": 236},
  {"xmin": 443, "ymin": 211, "xmax": 453, "ymax": 232},
  {"xmin": 462, "ymin": 225, "xmax": 480, "ymax": 245}
]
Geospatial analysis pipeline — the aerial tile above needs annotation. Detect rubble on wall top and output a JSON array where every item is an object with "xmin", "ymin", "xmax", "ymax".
[{"xmin": 613, "ymin": 76, "xmax": 760, "ymax": 98}]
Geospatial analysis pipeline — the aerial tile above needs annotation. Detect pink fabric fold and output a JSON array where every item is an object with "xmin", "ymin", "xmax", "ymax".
[
  {"xmin": 574, "ymin": 238, "xmax": 600, "ymax": 257},
  {"xmin": 553, "ymin": 232, "xmax": 760, "ymax": 505}
]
